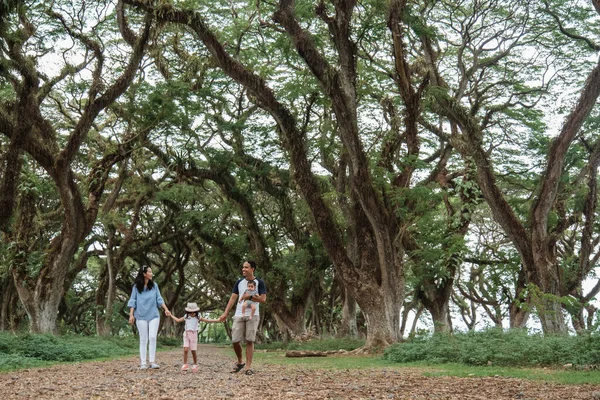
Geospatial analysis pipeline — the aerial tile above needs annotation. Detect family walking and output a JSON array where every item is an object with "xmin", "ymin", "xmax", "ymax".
[{"xmin": 127, "ymin": 260, "xmax": 267, "ymax": 374}]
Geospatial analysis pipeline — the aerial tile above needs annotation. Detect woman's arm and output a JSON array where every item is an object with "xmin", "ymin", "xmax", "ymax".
[{"xmin": 161, "ymin": 303, "xmax": 171, "ymax": 317}]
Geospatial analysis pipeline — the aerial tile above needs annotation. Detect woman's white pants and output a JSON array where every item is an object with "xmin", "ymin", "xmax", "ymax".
[{"xmin": 136, "ymin": 318, "xmax": 159, "ymax": 365}]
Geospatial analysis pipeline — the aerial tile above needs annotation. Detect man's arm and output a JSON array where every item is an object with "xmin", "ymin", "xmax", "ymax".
[
  {"xmin": 251, "ymin": 292, "xmax": 266, "ymax": 304},
  {"xmin": 219, "ymin": 292, "xmax": 239, "ymax": 322}
]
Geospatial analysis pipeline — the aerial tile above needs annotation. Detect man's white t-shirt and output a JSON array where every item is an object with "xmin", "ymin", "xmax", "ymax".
[{"xmin": 232, "ymin": 277, "xmax": 267, "ymax": 317}]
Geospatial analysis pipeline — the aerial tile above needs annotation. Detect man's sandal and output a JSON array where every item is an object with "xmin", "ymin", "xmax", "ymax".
[
  {"xmin": 245, "ymin": 369, "xmax": 254, "ymax": 375},
  {"xmin": 231, "ymin": 363, "xmax": 245, "ymax": 373}
]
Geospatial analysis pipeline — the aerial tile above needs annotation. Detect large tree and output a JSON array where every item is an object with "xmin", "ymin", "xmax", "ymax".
[
  {"xmin": 423, "ymin": 0, "xmax": 600, "ymax": 333},
  {"xmin": 0, "ymin": 1, "xmax": 151, "ymax": 332}
]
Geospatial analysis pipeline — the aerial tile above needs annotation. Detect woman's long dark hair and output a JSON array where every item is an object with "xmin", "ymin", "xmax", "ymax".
[{"xmin": 134, "ymin": 265, "xmax": 154, "ymax": 293}]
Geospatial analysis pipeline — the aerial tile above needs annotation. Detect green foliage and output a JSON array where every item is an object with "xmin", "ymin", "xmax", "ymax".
[
  {"xmin": 384, "ymin": 329, "xmax": 600, "ymax": 367},
  {"xmin": 0, "ymin": 333, "xmax": 140, "ymax": 371}
]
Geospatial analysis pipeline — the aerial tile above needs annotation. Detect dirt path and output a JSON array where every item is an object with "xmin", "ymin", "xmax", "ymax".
[{"xmin": 1, "ymin": 344, "xmax": 599, "ymax": 399}]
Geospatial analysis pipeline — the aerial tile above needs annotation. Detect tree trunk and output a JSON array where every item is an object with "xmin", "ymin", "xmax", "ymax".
[
  {"xmin": 95, "ymin": 226, "xmax": 120, "ymax": 337},
  {"xmin": 416, "ymin": 274, "xmax": 455, "ymax": 334},
  {"xmin": 422, "ymin": 295, "xmax": 452, "ymax": 333},
  {"xmin": 95, "ymin": 260, "xmax": 115, "ymax": 337},
  {"xmin": 270, "ymin": 297, "xmax": 307, "ymax": 339},
  {"xmin": 359, "ymin": 292, "xmax": 395, "ymax": 350},
  {"xmin": 508, "ymin": 270, "xmax": 530, "ymax": 329},
  {"xmin": 13, "ymin": 274, "xmax": 66, "ymax": 334},
  {"xmin": 508, "ymin": 303, "xmax": 530, "ymax": 329}
]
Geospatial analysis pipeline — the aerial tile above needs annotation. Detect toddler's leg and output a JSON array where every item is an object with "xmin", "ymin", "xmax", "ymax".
[{"xmin": 250, "ymin": 303, "xmax": 256, "ymax": 320}]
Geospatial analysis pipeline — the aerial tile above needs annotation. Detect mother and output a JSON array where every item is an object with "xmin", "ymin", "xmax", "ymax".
[{"xmin": 127, "ymin": 265, "xmax": 171, "ymax": 369}]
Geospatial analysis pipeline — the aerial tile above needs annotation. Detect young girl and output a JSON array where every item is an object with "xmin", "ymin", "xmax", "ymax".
[{"xmin": 171, "ymin": 302, "xmax": 219, "ymax": 372}]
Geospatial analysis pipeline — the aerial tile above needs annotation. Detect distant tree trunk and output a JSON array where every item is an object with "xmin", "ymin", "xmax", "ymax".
[
  {"xmin": 509, "ymin": 306, "xmax": 529, "ymax": 329},
  {"xmin": 95, "ymin": 255, "xmax": 116, "ymax": 337},
  {"xmin": 270, "ymin": 296, "xmax": 307, "ymax": 339},
  {"xmin": 409, "ymin": 306, "xmax": 425, "ymax": 337},
  {"xmin": 337, "ymin": 288, "xmax": 358, "ymax": 338},
  {"xmin": 508, "ymin": 270, "xmax": 530, "ymax": 329},
  {"xmin": 96, "ymin": 162, "xmax": 132, "ymax": 336},
  {"xmin": 417, "ymin": 284, "xmax": 453, "ymax": 333},
  {"xmin": 0, "ymin": 277, "xmax": 20, "ymax": 331}
]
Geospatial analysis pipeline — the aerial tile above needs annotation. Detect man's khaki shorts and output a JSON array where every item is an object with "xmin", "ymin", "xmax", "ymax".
[{"xmin": 232, "ymin": 316, "xmax": 259, "ymax": 343}]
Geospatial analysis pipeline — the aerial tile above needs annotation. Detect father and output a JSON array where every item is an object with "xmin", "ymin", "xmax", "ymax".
[{"xmin": 219, "ymin": 260, "xmax": 267, "ymax": 375}]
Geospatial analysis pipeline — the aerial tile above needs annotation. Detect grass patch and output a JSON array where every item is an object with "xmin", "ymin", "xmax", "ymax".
[{"xmin": 250, "ymin": 349, "xmax": 600, "ymax": 385}]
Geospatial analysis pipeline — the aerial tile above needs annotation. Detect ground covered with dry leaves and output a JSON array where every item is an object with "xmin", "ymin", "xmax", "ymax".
[{"xmin": 2, "ymin": 344, "xmax": 599, "ymax": 399}]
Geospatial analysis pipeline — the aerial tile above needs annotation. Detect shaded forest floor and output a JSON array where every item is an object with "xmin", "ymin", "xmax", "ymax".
[{"xmin": 2, "ymin": 344, "xmax": 599, "ymax": 399}]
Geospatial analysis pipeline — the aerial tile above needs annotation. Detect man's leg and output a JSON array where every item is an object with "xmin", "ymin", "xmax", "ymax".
[
  {"xmin": 244, "ymin": 317, "xmax": 259, "ymax": 371},
  {"xmin": 245, "ymin": 341, "xmax": 254, "ymax": 369},
  {"xmin": 231, "ymin": 316, "xmax": 246, "ymax": 370},
  {"xmin": 233, "ymin": 341, "xmax": 243, "ymax": 364}
]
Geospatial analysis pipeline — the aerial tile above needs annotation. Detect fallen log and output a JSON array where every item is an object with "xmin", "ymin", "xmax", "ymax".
[{"xmin": 285, "ymin": 350, "xmax": 328, "ymax": 358}]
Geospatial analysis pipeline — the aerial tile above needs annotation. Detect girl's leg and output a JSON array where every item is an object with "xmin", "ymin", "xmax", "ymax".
[
  {"xmin": 148, "ymin": 318, "xmax": 160, "ymax": 363},
  {"xmin": 191, "ymin": 350, "xmax": 197, "ymax": 365},
  {"xmin": 136, "ymin": 319, "xmax": 149, "ymax": 366},
  {"xmin": 183, "ymin": 347, "xmax": 189, "ymax": 364}
]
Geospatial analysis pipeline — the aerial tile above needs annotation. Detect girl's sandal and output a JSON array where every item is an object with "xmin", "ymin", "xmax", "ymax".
[{"xmin": 245, "ymin": 369, "xmax": 254, "ymax": 375}]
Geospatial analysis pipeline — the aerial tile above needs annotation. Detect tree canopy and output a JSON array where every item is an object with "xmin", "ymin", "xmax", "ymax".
[{"xmin": 1, "ymin": 0, "xmax": 599, "ymax": 346}]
